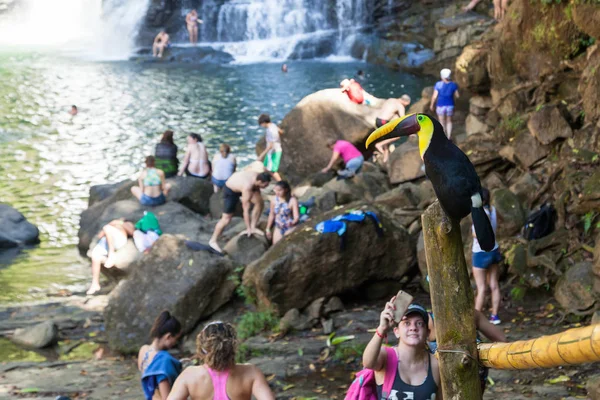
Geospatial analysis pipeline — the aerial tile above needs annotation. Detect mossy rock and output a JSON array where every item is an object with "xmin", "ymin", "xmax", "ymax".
[{"xmin": 505, "ymin": 244, "xmax": 548, "ymax": 288}]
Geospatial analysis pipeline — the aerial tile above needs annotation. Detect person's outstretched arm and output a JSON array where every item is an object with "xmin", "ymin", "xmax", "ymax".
[
  {"xmin": 290, "ymin": 197, "xmax": 299, "ymax": 226},
  {"xmin": 363, "ymin": 297, "xmax": 396, "ymax": 371},
  {"xmin": 265, "ymin": 198, "xmax": 276, "ymax": 240},
  {"xmin": 178, "ymin": 149, "xmax": 190, "ymax": 176},
  {"xmin": 166, "ymin": 370, "xmax": 190, "ymax": 400},
  {"xmin": 251, "ymin": 367, "xmax": 276, "ymax": 400},
  {"xmin": 475, "ymin": 310, "xmax": 506, "ymax": 342},
  {"xmin": 258, "ymin": 142, "xmax": 272, "ymax": 161},
  {"xmin": 321, "ymin": 151, "xmax": 340, "ymax": 173}
]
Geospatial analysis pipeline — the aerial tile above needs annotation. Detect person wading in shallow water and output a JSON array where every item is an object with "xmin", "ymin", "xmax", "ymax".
[{"xmin": 167, "ymin": 321, "xmax": 275, "ymax": 400}]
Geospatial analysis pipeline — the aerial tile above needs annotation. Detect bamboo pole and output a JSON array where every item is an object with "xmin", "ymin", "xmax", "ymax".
[
  {"xmin": 478, "ymin": 324, "xmax": 600, "ymax": 369},
  {"xmin": 422, "ymin": 201, "xmax": 482, "ymax": 400}
]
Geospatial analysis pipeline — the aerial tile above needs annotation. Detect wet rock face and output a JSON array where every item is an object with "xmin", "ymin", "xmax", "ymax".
[
  {"xmin": 243, "ymin": 203, "xmax": 415, "ymax": 315},
  {"xmin": 0, "ymin": 204, "xmax": 40, "ymax": 248},
  {"xmin": 104, "ymin": 235, "xmax": 238, "ymax": 354}
]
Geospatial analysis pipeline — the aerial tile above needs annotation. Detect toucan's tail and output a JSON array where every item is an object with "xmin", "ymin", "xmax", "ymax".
[{"xmin": 472, "ymin": 206, "xmax": 496, "ymax": 252}]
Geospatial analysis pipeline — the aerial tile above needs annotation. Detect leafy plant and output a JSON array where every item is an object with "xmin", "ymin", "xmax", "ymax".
[
  {"xmin": 332, "ymin": 343, "xmax": 367, "ymax": 362},
  {"xmin": 582, "ymin": 211, "xmax": 598, "ymax": 235},
  {"xmin": 237, "ymin": 309, "xmax": 279, "ymax": 340},
  {"xmin": 510, "ymin": 285, "xmax": 527, "ymax": 301}
]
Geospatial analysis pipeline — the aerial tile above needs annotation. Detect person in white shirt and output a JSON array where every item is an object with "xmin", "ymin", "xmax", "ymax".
[{"xmin": 211, "ymin": 143, "xmax": 236, "ymax": 193}]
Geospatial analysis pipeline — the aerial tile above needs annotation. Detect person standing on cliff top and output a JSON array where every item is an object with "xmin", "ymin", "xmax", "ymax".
[{"xmin": 430, "ymin": 68, "xmax": 460, "ymax": 140}]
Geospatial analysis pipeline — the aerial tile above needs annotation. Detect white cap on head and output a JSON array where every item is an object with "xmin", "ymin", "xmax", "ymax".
[{"xmin": 440, "ymin": 68, "xmax": 451, "ymax": 79}]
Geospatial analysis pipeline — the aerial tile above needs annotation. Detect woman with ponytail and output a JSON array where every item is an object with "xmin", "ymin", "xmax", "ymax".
[
  {"xmin": 167, "ymin": 321, "xmax": 274, "ymax": 400},
  {"xmin": 138, "ymin": 311, "xmax": 183, "ymax": 400}
]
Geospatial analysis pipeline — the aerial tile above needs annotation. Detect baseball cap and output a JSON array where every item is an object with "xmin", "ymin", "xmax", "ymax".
[
  {"xmin": 402, "ymin": 303, "xmax": 429, "ymax": 325},
  {"xmin": 440, "ymin": 68, "xmax": 451, "ymax": 79}
]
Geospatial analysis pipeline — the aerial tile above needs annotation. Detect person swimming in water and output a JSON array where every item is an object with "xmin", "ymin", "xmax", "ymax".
[
  {"xmin": 69, "ymin": 105, "xmax": 78, "ymax": 116},
  {"xmin": 153, "ymin": 30, "xmax": 170, "ymax": 58},
  {"xmin": 374, "ymin": 94, "xmax": 412, "ymax": 163},
  {"xmin": 178, "ymin": 133, "xmax": 210, "ymax": 179}
]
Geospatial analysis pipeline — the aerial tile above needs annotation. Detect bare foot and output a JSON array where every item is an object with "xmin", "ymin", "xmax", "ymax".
[
  {"xmin": 208, "ymin": 240, "xmax": 222, "ymax": 253},
  {"xmin": 86, "ymin": 283, "xmax": 101, "ymax": 295}
]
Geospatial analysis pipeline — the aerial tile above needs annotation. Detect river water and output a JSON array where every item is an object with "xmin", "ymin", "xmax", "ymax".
[{"xmin": 0, "ymin": 52, "xmax": 432, "ymax": 304}]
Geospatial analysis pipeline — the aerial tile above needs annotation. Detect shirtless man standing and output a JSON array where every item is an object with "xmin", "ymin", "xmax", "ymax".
[
  {"xmin": 208, "ymin": 171, "xmax": 271, "ymax": 253},
  {"xmin": 374, "ymin": 94, "xmax": 411, "ymax": 163},
  {"xmin": 153, "ymin": 30, "xmax": 170, "ymax": 58}
]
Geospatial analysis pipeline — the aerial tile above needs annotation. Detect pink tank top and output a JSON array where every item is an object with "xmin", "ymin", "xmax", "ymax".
[{"xmin": 206, "ymin": 367, "xmax": 231, "ymax": 400}]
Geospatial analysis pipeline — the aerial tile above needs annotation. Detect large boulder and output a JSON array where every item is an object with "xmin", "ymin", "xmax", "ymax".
[
  {"xmin": 408, "ymin": 87, "xmax": 434, "ymax": 114},
  {"xmin": 554, "ymin": 262, "xmax": 599, "ymax": 315},
  {"xmin": 104, "ymin": 235, "xmax": 238, "ymax": 353},
  {"xmin": 278, "ymin": 89, "xmax": 378, "ymax": 183},
  {"xmin": 0, "ymin": 204, "xmax": 40, "ymax": 248},
  {"xmin": 527, "ymin": 106, "xmax": 573, "ymax": 145},
  {"xmin": 243, "ymin": 204, "xmax": 415, "ymax": 314},
  {"xmin": 131, "ymin": 46, "xmax": 234, "ymax": 64},
  {"xmin": 88, "ymin": 180, "xmax": 132, "ymax": 207},
  {"xmin": 455, "ymin": 44, "xmax": 490, "ymax": 93},
  {"xmin": 387, "ymin": 140, "xmax": 425, "ymax": 184},
  {"xmin": 11, "ymin": 321, "xmax": 58, "ymax": 349},
  {"xmin": 223, "ymin": 234, "xmax": 270, "ymax": 266},
  {"xmin": 322, "ymin": 165, "xmax": 390, "ymax": 204},
  {"xmin": 491, "ymin": 188, "xmax": 525, "ymax": 238},
  {"xmin": 499, "ymin": 130, "xmax": 550, "ymax": 169},
  {"xmin": 167, "ymin": 176, "xmax": 214, "ymax": 214},
  {"xmin": 572, "ymin": 3, "xmax": 600, "ymax": 44},
  {"xmin": 78, "ymin": 199, "xmax": 208, "ymax": 256},
  {"xmin": 579, "ymin": 47, "xmax": 600, "ymax": 124}
]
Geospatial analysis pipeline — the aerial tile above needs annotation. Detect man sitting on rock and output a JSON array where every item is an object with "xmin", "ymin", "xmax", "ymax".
[
  {"xmin": 208, "ymin": 171, "xmax": 272, "ymax": 253},
  {"xmin": 374, "ymin": 94, "xmax": 412, "ymax": 163},
  {"xmin": 153, "ymin": 30, "xmax": 170, "ymax": 58},
  {"xmin": 321, "ymin": 139, "xmax": 364, "ymax": 179},
  {"xmin": 87, "ymin": 219, "xmax": 135, "ymax": 295}
]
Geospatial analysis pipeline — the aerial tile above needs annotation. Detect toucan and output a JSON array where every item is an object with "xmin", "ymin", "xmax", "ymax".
[{"xmin": 366, "ymin": 113, "xmax": 496, "ymax": 252}]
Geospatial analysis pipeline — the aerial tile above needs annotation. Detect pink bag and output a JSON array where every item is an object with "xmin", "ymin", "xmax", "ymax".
[{"xmin": 344, "ymin": 347, "xmax": 398, "ymax": 400}]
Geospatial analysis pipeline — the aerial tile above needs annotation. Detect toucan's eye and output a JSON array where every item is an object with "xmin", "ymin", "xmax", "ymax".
[{"xmin": 417, "ymin": 115, "xmax": 424, "ymax": 121}]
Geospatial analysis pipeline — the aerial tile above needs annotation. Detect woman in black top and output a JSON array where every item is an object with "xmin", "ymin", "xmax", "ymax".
[{"xmin": 155, "ymin": 130, "xmax": 179, "ymax": 178}]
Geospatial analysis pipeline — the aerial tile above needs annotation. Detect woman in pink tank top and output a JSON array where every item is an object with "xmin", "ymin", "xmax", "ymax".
[{"xmin": 167, "ymin": 321, "xmax": 275, "ymax": 400}]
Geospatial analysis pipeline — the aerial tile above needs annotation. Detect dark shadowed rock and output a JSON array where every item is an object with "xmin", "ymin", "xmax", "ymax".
[
  {"xmin": 555, "ymin": 262, "xmax": 599, "ymax": 315},
  {"xmin": 322, "ymin": 167, "xmax": 390, "ymax": 204},
  {"xmin": 499, "ymin": 131, "xmax": 549, "ymax": 169},
  {"xmin": 131, "ymin": 46, "xmax": 234, "ymax": 64},
  {"xmin": 88, "ymin": 180, "xmax": 132, "ymax": 207},
  {"xmin": 0, "ymin": 204, "xmax": 39, "ymax": 248},
  {"xmin": 11, "ymin": 321, "xmax": 58, "ymax": 349},
  {"xmin": 491, "ymin": 188, "xmax": 525, "ymax": 238},
  {"xmin": 104, "ymin": 235, "xmax": 238, "ymax": 353},
  {"xmin": 243, "ymin": 203, "xmax": 415, "ymax": 314},
  {"xmin": 527, "ymin": 106, "xmax": 573, "ymax": 145}
]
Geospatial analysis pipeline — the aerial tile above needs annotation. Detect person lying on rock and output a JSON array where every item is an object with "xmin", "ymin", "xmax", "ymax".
[
  {"xmin": 87, "ymin": 219, "xmax": 135, "ymax": 295},
  {"xmin": 340, "ymin": 78, "xmax": 376, "ymax": 106},
  {"xmin": 374, "ymin": 94, "xmax": 412, "ymax": 163},
  {"xmin": 132, "ymin": 156, "xmax": 171, "ymax": 207},
  {"xmin": 138, "ymin": 311, "xmax": 183, "ymax": 400},
  {"xmin": 321, "ymin": 139, "xmax": 364, "ymax": 179},
  {"xmin": 362, "ymin": 296, "xmax": 442, "ymax": 400},
  {"xmin": 265, "ymin": 180, "xmax": 299, "ymax": 244},
  {"xmin": 208, "ymin": 171, "xmax": 271, "ymax": 253},
  {"xmin": 167, "ymin": 321, "xmax": 275, "ymax": 400}
]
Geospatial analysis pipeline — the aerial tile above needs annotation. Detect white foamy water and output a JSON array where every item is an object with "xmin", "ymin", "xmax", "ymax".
[{"xmin": 0, "ymin": 0, "xmax": 150, "ymax": 60}]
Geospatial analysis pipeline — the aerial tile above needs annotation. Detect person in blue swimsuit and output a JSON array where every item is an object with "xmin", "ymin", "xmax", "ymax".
[
  {"xmin": 131, "ymin": 156, "xmax": 171, "ymax": 206},
  {"xmin": 430, "ymin": 68, "xmax": 460, "ymax": 140},
  {"xmin": 137, "ymin": 311, "xmax": 183, "ymax": 400},
  {"xmin": 265, "ymin": 181, "xmax": 299, "ymax": 244}
]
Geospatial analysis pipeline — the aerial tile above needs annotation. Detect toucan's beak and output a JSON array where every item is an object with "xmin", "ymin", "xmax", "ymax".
[{"xmin": 365, "ymin": 114, "xmax": 420, "ymax": 149}]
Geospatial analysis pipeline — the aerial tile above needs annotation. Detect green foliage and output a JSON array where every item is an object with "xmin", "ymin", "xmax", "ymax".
[
  {"xmin": 235, "ymin": 343, "xmax": 271, "ymax": 363},
  {"xmin": 582, "ymin": 211, "xmax": 598, "ymax": 235},
  {"xmin": 332, "ymin": 342, "xmax": 367, "ymax": 362},
  {"xmin": 237, "ymin": 309, "xmax": 279, "ymax": 340},
  {"xmin": 500, "ymin": 116, "xmax": 525, "ymax": 135},
  {"xmin": 510, "ymin": 285, "xmax": 527, "ymax": 301}
]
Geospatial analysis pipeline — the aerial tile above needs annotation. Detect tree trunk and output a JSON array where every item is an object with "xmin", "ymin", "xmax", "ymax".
[{"xmin": 422, "ymin": 201, "xmax": 482, "ymax": 400}]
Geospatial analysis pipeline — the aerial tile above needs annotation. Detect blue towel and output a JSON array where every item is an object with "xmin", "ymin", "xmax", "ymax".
[{"xmin": 141, "ymin": 351, "xmax": 182, "ymax": 399}]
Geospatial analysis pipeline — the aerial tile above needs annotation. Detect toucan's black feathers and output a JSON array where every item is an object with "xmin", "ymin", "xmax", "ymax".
[{"xmin": 471, "ymin": 206, "xmax": 496, "ymax": 252}]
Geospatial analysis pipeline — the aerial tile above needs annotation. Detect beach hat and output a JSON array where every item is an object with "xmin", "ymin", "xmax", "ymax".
[{"xmin": 440, "ymin": 68, "xmax": 451, "ymax": 79}]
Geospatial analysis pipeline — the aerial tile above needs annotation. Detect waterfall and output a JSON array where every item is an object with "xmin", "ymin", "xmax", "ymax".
[
  {"xmin": 0, "ymin": 0, "xmax": 150, "ymax": 60},
  {"xmin": 197, "ymin": 0, "xmax": 373, "ymax": 60}
]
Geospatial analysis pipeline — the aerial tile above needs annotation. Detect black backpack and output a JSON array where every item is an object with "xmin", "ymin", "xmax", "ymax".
[{"xmin": 523, "ymin": 203, "xmax": 556, "ymax": 241}]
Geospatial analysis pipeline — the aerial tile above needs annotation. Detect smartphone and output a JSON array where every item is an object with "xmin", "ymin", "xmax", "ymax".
[{"xmin": 393, "ymin": 290, "xmax": 414, "ymax": 323}]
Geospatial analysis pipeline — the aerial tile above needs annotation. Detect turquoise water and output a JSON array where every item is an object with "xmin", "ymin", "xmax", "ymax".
[{"xmin": 0, "ymin": 52, "xmax": 432, "ymax": 303}]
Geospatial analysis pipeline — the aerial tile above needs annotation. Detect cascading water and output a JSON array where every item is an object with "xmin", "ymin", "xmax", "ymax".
[
  {"xmin": 194, "ymin": 0, "xmax": 373, "ymax": 61},
  {"xmin": 0, "ymin": 0, "xmax": 150, "ymax": 60}
]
